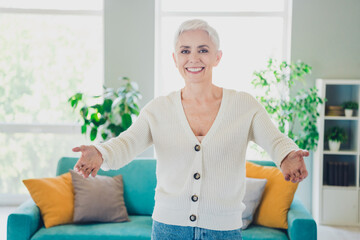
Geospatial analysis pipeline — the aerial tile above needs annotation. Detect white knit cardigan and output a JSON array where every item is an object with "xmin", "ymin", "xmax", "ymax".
[{"xmin": 95, "ymin": 88, "xmax": 299, "ymax": 230}]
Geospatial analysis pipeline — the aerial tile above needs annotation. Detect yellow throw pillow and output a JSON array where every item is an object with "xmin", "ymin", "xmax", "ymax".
[
  {"xmin": 23, "ymin": 173, "xmax": 74, "ymax": 228},
  {"xmin": 246, "ymin": 161, "xmax": 298, "ymax": 229}
]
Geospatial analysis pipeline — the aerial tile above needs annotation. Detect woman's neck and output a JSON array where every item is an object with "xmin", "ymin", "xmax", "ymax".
[{"xmin": 181, "ymin": 84, "xmax": 222, "ymax": 102}]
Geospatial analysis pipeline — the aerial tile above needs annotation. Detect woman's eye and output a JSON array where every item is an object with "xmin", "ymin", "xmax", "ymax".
[
  {"xmin": 199, "ymin": 49, "xmax": 208, "ymax": 53},
  {"xmin": 181, "ymin": 50, "xmax": 190, "ymax": 54}
]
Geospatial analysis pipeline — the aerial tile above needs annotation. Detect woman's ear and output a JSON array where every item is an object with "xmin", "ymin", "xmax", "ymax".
[
  {"xmin": 214, "ymin": 50, "xmax": 223, "ymax": 67},
  {"xmin": 172, "ymin": 52, "xmax": 178, "ymax": 68}
]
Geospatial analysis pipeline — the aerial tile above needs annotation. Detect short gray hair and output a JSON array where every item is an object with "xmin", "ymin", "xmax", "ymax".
[{"xmin": 174, "ymin": 19, "xmax": 220, "ymax": 50}]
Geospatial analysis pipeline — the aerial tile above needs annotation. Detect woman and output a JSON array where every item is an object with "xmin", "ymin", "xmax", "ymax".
[{"xmin": 72, "ymin": 19, "xmax": 309, "ymax": 240}]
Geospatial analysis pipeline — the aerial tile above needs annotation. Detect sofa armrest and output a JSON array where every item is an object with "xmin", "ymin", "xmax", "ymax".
[
  {"xmin": 7, "ymin": 199, "xmax": 43, "ymax": 240},
  {"xmin": 287, "ymin": 198, "xmax": 317, "ymax": 240}
]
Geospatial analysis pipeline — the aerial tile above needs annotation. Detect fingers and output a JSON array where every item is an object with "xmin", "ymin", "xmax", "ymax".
[
  {"xmin": 282, "ymin": 149, "xmax": 309, "ymax": 183},
  {"xmin": 299, "ymin": 168, "xmax": 308, "ymax": 181},
  {"xmin": 82, "ymin": 168, "xmax": 93, "ymax": 178},
  {"xmin": 291, "ymin": 170, "xmax": 301, "ymax": 183},
  {"xmin": 74, "ymin": 160, "xmax": 100, "ymax": 178},
  {"xmin": 284, "ymin": 170, "xmax": 299, "ymax": 183},
  {"xmin": 291, "ymin": 150, "xmax": 309, "ymax": 160},
  {"xmin": 72, "ymin": 145, "xmax": 102, "ymax": 178},
  {"xmin": 284, "ymin": 173, "xmax": 291, "ymax": 181},
  {"xmin": 286, "ymin": 169, "xmax": 308, "ymax": 183},
  {"xmin": 75, "ymin": 167, "xmax": 90, "ymax": 178},
  {"xmin": 73, "ymin": 145, "xmax": 89, "ymax": 172},
  {"xmin": 72, "ymin": 145, "xmax": 86, "ymax": 152},
  {"xmin": 75, "ymin": 165, "xmax": 95, "ymax": 178},
  {"xmin": 72, "ymin": 147, "xmax": 80, "ymax": 152},
  {"xmin": 91, "ymin": 168, "xmax": 99, "ymax": 177},
  {"xmin": 298, "ymin": 149, "xmax": 310, "ymax": 158},
  {"xmin": 297, "ymin": 162, "xmax": 308, "ymax": 181},
  {"xmin": 74, "ymin": 159, "xmax": 84, "ymax": 172},
  {"xmin": 303, "ymin": 150, "xmax": 310, "ymax": 157},
  {"xmin": 283, "ymin": 166, "xmax": 308, "ymax": 183}
]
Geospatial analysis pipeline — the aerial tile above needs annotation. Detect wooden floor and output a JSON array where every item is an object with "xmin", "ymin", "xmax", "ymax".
[
  {"xmin": 1, "ymin": 206, "xmax": 360, "ymax": 239},
  {"xmin": 317, "ymin": 224, "xmax": 360, "ymax": 239}
]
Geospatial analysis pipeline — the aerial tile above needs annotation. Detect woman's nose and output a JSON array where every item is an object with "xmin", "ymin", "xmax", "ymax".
[{"xmin": 188, "ymin": 52, "xmax": 200, "ymax": 62}]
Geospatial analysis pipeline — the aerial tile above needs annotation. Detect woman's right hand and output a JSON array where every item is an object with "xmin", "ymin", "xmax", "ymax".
[{"xmin": 72, "ymin": 145, "xmax": 103, "ymax": 178}]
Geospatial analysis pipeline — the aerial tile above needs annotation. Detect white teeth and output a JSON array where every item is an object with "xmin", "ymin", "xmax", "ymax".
[{"xmin": 187, "ymin": 67, "xmax": 203, "ymax": 72}]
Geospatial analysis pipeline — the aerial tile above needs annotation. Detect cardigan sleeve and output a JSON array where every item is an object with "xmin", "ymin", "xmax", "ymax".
[
  {"xmin": 94, "ymin": 107, "xmax": 153, "ymax": 170},
  {"xmin": 248, "ymin": 102, "xmax": 299, "ymax": 168}
]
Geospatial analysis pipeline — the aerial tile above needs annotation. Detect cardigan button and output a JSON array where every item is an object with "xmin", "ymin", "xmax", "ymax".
[
  {"xmin": 191, "ymin": 195, "xmax": 198, "ymax": 202},
  {"xmin": 190, "ymin": 214, "xmax": 197, "ymax": 222},
  {"xmin": 194, "ymin": 144, "xmax": 201, "ymax": 151},
  {"xmin": 194, "ymin": 173, "xmax": 200, "ymax": 180}
]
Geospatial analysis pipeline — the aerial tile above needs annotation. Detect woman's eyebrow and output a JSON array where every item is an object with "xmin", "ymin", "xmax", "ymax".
[{"xmin": 179, "ymin": 45, "xmax": 209, "ymax": 49}]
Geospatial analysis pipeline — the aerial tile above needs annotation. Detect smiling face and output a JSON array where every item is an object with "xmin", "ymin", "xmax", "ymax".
[{"xmin": 173, "ymin": 29, "xmax": 222, "ymax": 85}]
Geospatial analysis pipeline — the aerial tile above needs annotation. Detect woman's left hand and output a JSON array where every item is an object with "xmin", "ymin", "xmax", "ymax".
[{"xmin": 280, "ymin": 150, "xmax": 309, "ymax": 183}]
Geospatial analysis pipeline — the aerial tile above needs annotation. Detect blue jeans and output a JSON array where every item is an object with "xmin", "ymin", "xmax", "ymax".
[{"xmin": 151, "ymin": 221, "xmax": 243, "ymax": 240}]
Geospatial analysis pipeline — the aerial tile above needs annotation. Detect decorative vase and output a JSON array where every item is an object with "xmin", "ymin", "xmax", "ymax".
[
  {"xmin": 329, "ymin": 140, "xmax": 341, "ymax": 152},
  {"xmin": 344, "ymin": 109, "xmax": 353, "ymax": 117}
]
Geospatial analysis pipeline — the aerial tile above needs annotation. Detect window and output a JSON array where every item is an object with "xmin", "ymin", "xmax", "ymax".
[
  {"xmin": 0, "ymin": 0, "xmax": 103, "ymax": 204},
  {"xmin": 155, "ymin": 0, "xmax": 292, "ymax": 160}
]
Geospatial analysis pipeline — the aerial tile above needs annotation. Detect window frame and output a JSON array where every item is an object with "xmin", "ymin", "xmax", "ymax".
[
  {"xmin": 0, "ymin": 5, "xmax": 104, "ymax": 134},
  {"xmin": 0, "ymin": 4, "xmax": 104, "ymax": 205}
]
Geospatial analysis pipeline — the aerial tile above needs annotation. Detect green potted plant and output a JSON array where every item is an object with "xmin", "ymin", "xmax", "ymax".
[
  {"xmin": 251, "ymin": 58, "xmax": 325, "ymax": 152},
  {"xmin": 68, "ymin": 77, "xmax": 142, "ymax": 141},
  {"xmin": 325, "ymin": 126, "xmax": 347, "ymax": 151},
  {"xmin": 341, "ymin": 101, "xmax": 358, "ymax": 117}
]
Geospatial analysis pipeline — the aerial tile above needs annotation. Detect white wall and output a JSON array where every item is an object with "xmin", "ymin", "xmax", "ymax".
[
  {"xmin": 291, "ymin": 0, "xmax": 360, "ymax": 79},
  {"xmin": 104, "ymin": 0, "xmax": 155, "ymax": 157}
]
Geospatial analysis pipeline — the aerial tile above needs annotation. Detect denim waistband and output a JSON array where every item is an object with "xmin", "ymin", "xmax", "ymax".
[{"xmin": 151, "ymin": 220, "xmax": 242, "ymax": 240}]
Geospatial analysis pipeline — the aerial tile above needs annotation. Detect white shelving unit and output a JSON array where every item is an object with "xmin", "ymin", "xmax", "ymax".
[{"xmin": 313, "ymin": 79, "xmax": 360, "ymax": 226}]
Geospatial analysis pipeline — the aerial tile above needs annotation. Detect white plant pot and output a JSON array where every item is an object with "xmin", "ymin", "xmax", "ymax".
[
  {"xmin": 344, "ymin": 109, "xmax": 353, "ymax": 117},
  {"xmin": 329, "ymin": 140, "xmax": 341, "ymax": 152}
]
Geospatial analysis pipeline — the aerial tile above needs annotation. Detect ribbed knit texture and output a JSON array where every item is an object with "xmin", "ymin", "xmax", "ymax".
[{"xmin": 95, "ymin": 88, "xmax": 299, "ymax": 231}]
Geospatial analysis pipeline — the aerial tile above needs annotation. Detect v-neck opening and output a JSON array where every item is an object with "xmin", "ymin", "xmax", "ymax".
[{"xmin": 176, "ymin": 88, "xmax": 228, "ymax": 145}]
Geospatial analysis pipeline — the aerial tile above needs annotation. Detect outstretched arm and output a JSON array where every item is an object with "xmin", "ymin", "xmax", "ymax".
[
  {"xmin": 72, "ymin": 106, "xmax": 153, "ymax": 177},
  {"xmin": 248, "ymin": 97, "xmax": 309, "ymax": 183}
]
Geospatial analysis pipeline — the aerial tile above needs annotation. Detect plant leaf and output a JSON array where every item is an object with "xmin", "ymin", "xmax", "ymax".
[
  {"xmin": 91, "ymin": 104, "xmax": 104, "ymax": 114},
  {"xmin": 103, "ymin": 99, "xmax": 113, "ymax": 112},
  {"xmin": 80, "ymin": 106, "xmax": 88, "ymax": 118},
  {"xmin": 91, "ymin": 113, "xmax": 101, "ymax": 126},
  {"xmin": 90, "ymin": 128, "xmax": 97, "ymax": 141},
  {"xmin": 101, "ymin": 133, "xmax": 108, "ymax": 141},
  {"xmin": 121, "ymin": 113, "xmax": 132, "ymax": 130},
  {"xmin": 81, "ymin": 124, "xmax": 87, "ymax": 134},
  {"xmin": 112, "ymin": 97, "xmax": 122, "ymax": 109}
]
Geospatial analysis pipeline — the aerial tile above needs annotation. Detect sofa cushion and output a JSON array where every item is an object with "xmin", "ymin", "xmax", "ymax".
[
  {"xmin": 30, "ymin": 215, "xmax": 153, "ymax": 240},
  {"xmin": 242, "ymin": 177, "xmax": 267, "ymax": 229},
  {"xmin": 70, "ymin": 170, "xmax": 129, "ymax": 223},
  {"xmin": 242, "ymin": 225, "xmax": 288, "ymax": 240},
  {"xmin": 246, "ymin": 161, "xmax": 298, "ymax": 229},
  {"xmin": 57, "ymin": 157, "xmax": 157, "ymax": 216},
  {"xmin": 22, "ymin": 173, "xmax": 74, "ymax": 228}
]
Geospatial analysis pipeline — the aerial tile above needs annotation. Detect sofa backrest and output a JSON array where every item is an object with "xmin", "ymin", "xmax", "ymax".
[
  {"xmin": 57, "ymin": 157, "xmax": 156, "ymax": 216},
  {"xmin": 248, "ymin": 160, "xmax": 276, "ymax": 167}
]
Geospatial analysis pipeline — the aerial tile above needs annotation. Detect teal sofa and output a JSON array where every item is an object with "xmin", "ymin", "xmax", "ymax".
[{"xmin": 7, "ymin": 157, "xmax": 317, "ymax": 240}]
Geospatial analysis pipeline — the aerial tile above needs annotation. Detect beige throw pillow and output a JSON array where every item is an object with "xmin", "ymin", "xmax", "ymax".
[{"xmin": 70, "ymin": 170, "xmax": 129, "ymax": 223}]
